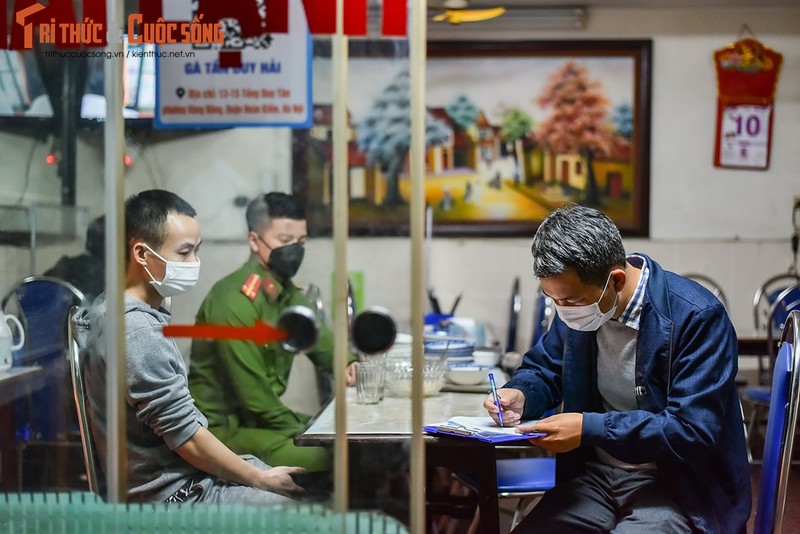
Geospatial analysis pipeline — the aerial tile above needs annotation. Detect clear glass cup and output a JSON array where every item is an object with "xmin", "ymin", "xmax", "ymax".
[{"xmin": 356, "ymin": 359, "xmax": 385, "ymax": 405}]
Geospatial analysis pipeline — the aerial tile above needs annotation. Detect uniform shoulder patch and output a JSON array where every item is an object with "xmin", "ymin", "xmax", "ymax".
[
  {"xmin": 241, "ymin": 273, "xmax": 261, "ymax": 300},
  {"xmin": 263, "ymin": 277, "xmax": 281, "ymax": 301}
]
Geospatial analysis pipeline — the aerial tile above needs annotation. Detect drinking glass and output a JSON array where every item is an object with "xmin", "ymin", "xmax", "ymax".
[{"xmin": 356, "ymin": 359, "xmax": 385, "ymax": 405}]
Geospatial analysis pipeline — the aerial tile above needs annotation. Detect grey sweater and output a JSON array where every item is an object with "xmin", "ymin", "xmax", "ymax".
[{"xmin": 75, "ymin": 294, "xmax": 208, "ymax": 502}]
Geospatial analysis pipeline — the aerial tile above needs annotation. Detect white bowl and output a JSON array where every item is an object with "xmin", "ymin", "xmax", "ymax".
[
  {"xmin": 385, "ymin": 356, "xmax": 448, "ymax": 397},
  {"xmin": 446, "ymin": 364, "xmax": 493, "ymax": 386},
  {"xmin": 472, "ymin": 349, "xmax": 500, "ymax": 367},
  {"xmin": 385, "ymin": 364, "xmax": 447, "ymax": 397}
]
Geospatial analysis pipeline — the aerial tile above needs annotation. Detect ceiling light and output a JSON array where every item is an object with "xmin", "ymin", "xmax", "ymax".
[{"xmin": 504, "ymin": 6, "xmax": 587, "ymax": 30}]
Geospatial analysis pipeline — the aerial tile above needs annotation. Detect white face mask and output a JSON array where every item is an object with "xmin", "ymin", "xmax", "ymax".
[
  {"xmin": 142, "ymin": 243, "xmax": 200, "ymax": 298},
  {"xmin": 554, "ymin": 272, "xmax": 618, "ymax": 332}
]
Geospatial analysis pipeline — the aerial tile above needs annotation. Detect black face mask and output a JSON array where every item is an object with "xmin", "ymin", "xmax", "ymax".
[{"xmin": 267, "ymin": 242, "xmax": 305, "ymax": 280}]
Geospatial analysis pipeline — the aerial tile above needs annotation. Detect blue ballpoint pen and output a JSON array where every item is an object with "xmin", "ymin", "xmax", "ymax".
[{"xmin": 488, "ymin": 373, "xmax": 504, "ymax": 426}]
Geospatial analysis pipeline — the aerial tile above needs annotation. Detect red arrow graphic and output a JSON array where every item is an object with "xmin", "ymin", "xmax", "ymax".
[{"xmin": 163, "ymin": 321, "xmax": 288, "ymax": 344}]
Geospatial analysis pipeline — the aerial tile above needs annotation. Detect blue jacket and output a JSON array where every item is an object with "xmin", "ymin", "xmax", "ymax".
[{"xmin": 505, "ymin": 254, "xmax": 751, "ymax": 533}]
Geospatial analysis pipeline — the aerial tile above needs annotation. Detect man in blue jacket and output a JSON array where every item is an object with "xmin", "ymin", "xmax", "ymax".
[{"xmin": 485, "ymin": 205, "xmax": 750, "ymax": 533}]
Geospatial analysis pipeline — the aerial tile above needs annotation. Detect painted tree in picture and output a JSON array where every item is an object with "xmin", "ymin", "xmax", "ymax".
[
  {"xmin": 356, "ymin": 70, "xmax": 451, "ymax": 206},
  {"xmin": 611, "ymin": 103, "xmax": 634, "ymax": 139},
  {"xmin": 535, "ymin": 61, "xmax": 614, "ymax": 207},
  {"xmin": 446, "ymin": 94, "xmax": 480, "ymax": 131},
  {"xmin": 446, "ymin": 94, "xmax": 479, "ymax": 169},
  {"xmin": 500, "ymin": 108, "xmax": 534, "ymax": 184}
]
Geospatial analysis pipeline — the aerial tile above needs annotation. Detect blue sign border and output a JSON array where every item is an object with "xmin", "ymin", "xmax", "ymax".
[{"xmin": 154, "ymin": 32, "xmax": 313, "ymax": 130}]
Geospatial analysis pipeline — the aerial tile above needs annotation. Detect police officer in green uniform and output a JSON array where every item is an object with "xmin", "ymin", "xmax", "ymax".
[{"xmin": 189, "ymin": 193, "xmax": 357, "ymax": 472}]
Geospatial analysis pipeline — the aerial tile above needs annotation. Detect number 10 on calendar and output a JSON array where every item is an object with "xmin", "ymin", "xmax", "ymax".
[{"xmin": 716, "ymin": 104, "xmax": 773, "ymax": 169}]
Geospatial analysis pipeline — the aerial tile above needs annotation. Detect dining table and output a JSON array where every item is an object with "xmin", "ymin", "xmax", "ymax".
[
  {"xmin": 0, "ymin": 365, "xmax": 47, "ymax": 404},
  {"xmin": 295, "ymin": 388, "xmax": 509, "ymax": 533}
]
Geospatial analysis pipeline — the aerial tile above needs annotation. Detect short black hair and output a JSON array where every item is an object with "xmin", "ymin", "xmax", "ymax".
[
  {"xmin": 531, "ymin": 204, "xmax": 626, "ymax": 286},
  {"xmin": 125, "ymin": 189, "xmax": 196, "ymax": 261},
  {"xmin": 86, "ymin": 215, "xmax": 105, "ymax": 258},
  {"xmin": 245, "ymin": 192, "xmax": 305, "ymax": 232}
]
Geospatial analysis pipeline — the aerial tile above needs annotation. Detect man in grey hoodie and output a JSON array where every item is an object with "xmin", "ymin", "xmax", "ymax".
[{"xmin": 74, "ymin": 189, "xmax": 304, "ymax": 504}]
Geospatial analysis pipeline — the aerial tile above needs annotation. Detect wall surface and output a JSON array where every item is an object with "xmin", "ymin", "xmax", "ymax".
[{"xmin": 2, "ymin": 7, "xmax": 799, "ymax": 379}]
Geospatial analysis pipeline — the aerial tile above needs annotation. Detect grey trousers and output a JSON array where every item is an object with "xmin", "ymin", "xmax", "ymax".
[
  {"xmin": 512, "ymin": 460, "xmax": 693, "ymax": 534},
  {"xmin": 190, "ymin": 455, "xmax": 295, "ymax": 506}
]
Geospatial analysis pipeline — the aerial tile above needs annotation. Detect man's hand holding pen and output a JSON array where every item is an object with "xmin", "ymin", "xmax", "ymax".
[{"xmin": 483, "ymin": 387, "xmax": 525, "ymax": 426}]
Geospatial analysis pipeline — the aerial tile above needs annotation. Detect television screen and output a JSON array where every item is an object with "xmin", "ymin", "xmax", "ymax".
[{"xmin": 0, "ymin": 40, "xmax": 156, "ymax": 120}]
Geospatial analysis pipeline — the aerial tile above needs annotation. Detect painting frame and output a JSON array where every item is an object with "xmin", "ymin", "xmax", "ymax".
[{"xmin": 292, "ymin": 39, "xmax": 652, "ymax": 237}]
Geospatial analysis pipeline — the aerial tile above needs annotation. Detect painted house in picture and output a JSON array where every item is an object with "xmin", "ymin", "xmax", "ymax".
[
  {"xmin": 476, "ymin": 111, "xmax": 503, "ymax": 170},
  {"xmin": 426, "ymin": 107, "xmax": 503, "ymax": 176},
  {"xmin": 537, "ymin": 143, "xmax": 632, "ymax": 199},
  {"xmin": 592, "ymin": 142, "xmax": 633, "ymax": 202},
  {"xmin": 541, "ymin": 152, "xmax": 583, "ymax": 188},
  {"xmin": 427, "ymin": 107, "xmax": 456, "ymax": 174},
  {"xmin": 307, "ymin": 104, "xmax": 385, "ymax": 205}
]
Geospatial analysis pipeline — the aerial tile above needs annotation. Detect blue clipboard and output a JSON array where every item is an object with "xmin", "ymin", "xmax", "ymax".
[{"xmin": 423, "ymin": 421, "xmax": 545, "ymax": 443}]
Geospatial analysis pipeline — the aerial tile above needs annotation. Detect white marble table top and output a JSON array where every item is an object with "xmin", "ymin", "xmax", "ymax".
[
  {"xmin": 0, "ymin": 365, "xmax": 46, "ymax": 404},
  {"xmin": 297, "ymin": 388, "xmax": 488, "ymax": 443}
]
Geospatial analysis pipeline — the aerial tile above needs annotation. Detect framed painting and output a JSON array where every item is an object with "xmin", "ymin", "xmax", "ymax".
[{"xmin": 292, "ymin": 39, "xmax": 652, "ymax": 237}]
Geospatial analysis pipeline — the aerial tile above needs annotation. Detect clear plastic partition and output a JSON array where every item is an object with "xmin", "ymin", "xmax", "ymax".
[
  {"xmin": 293, "ymin": 37, "xmax": 503, "ymax": 532},
  {"xmin": 292, "ymin": 37, "xmax": 419, "ymax": 527},
  {"xmin": 0, "ymin": 22, "xmax": 489, "ymax": 534}
]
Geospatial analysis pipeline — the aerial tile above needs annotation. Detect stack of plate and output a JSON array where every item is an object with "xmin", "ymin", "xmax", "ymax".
[
  {"xmin": 387, "ymin": 343, "xmax": 412, "ymax": 359},
  {"xmin": 423, "ymin": 340, "xmax": 475, "ymax": 363}
]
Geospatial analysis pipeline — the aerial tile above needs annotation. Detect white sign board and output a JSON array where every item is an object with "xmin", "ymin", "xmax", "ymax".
[{"xmin": 155, "ymin": 0, "xmax": 311, "ymax": 128}]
